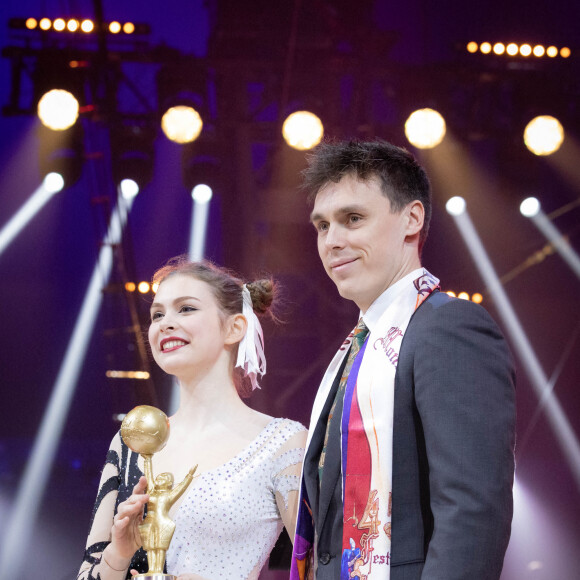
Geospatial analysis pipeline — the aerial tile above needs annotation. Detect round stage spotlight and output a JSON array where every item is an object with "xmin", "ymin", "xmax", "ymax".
[
  {"xmin": 282, "ymin": 111, "xmax": 324, "ymax": 151},
  {"xmin": 120, "ymin": 178, "xmax": 140, "ymax": 200},
  {"xmin": 405, "ymin": 108, "xmax": 446, "ymax": 149},
  {"xmin": 37, "ymin": 89, "xmax": 79, "ymax": 130},
  {"xmin": 445, "ymin": 196, "xmax": 466, "ymax": 216},
  {"xmin": 80, "ymin": 19, "xmax": 94, "ymax": 33},
  {"xmin": 191, "ymin": 184, "xmax": 213, "ymax": 203},
  {"xmin": 43, "ymin": 172, "xmax": 65, "ymax": 193},
  {"xmin": 520, "ymin": 197, "xmax": 541, "ymax": 217},
  {"xmin": 524, "ymin": 115, "xmax": 564, "ymax": 156},
  {"xmin": 161, "ymin": 106, "xmax": 203, "ymax": 144}
]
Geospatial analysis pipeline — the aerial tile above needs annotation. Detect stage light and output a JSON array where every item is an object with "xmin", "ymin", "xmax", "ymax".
[
  {"xmin": 560, "ymin": 47, "xmax": 571, "ymax": 58},
  {"xmin": 39, "ymin": 18, "xmax": 51, "ymax": 31},
  {"xmin": 106, "ymin": 370, "xmax": 150, "ymax": 379},
  {"xmin": 472, "ymin": 293, "xmax": 483, "ymax": 304},
  {"xmin": 138, "ymin": 281, "xmax": 150, "ymax": 293},
  {"xmin": 457, "ymin": 292, "xmax": 470, "ymax": 300},
  {"xmin": 493, "ymin": 43, "xmax": 505, "ymax": 55},
  {"xmin": 282, "ymin": 111, "xmax": 324, "ymax": 150},
  {"xmin": 111, "ymin": 118, "xmax": 156, "ymax": 192},
  {"xmin": 445, "ymin": 196, "xmax": 466, "ymax": 216},
  {"xmin": 123, "ymin": 22, "xmax": 135, "ymax": 34},
  {"xmin": 520, "ymin": 197, "xmax": 541, "ymax": 218},
  {"xmin": 404, "ymin": 108, "xmax": 446, "ymax": 149},
  {"xmin": 38, "ymin": 124, "xmax": 84, "ymax": 188},
  {"xmin": 547, "ymin": 46, "xmax": 558, "ymax": 57},
  {"xmin": 37, "ymin": 89, "xmax": 79, "ymax": 131},
  {"xmin": 446, "ymin": 291, "xmax": 457, "ymax": 297},
  {"xmin": 161, "ymin": 106, "xmax": 203, "ymax": 144},
  {"xmin": 43, "ymin": 172, "xmax": 65, "ymax": 193},
  {"xmin": 67, "ymin": 19, "xmax": 79, "ymax": 32},
  {"xmin": 524, "ymin": 115, "xmax": 564, "ymax": 156},
  {"xmin": 480, "ymin": 42, "xmax": 492, "ymax": 54},
  {"xmin": 109, "ymin": 21, "xmax": 121, "ymax": 34},
  {"xmin": 467, "ymin": 42, "xmax": 478, "ymax": 53},
  {"xmin": 25, "ymin": 18, "xmax": 37, "ymax": 30},
  {"xmin": 80, "ymin": 19, "xmax": 94, "ymax": 33},
  {"xmin": 125, "ymin": 282, "xmax": 136, "ymax": 292},
  {"xmin": 119, "ymin": 178, "xmax": 139, "ymax": 200},
  {"xmin": 507, "ymin": 43, "xmax": 519, "ymax": 56},
  {"xmin": 0, "ymin": 195, "xmax": 135, "ymax": 580},
  {"xmin": 53, "ymin": 18, "xmax": 65, "ymax": 32},
  {"xmin": 533, "ymin": 45, "xmax": 545, "ymax": 57},
  {"xmin": 191, "ymin": 184, "xmax": 213, "ymax": 203},
  {"xmin": 519, "ymin": 44, "xmax": 532, "ymax": 57}
]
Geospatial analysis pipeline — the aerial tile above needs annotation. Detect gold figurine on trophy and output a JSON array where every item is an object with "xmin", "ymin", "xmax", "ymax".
[{"xmin": 121, "ymin": 405, "xmax": 197, "ymax": 580}]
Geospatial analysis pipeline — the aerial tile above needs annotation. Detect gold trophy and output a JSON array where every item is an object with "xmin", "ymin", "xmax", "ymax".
[{"xmin": 121, "ymin": 405, "xmax": 197, "ymax": 580}]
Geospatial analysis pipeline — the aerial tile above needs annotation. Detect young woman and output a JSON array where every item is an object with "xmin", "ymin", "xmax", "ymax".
[{"xmin": 78, "ymin": 258, "xmax": 307, "ymax": 580}]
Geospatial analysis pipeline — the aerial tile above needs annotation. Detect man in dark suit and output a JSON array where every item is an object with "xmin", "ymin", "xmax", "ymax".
[{"xmin": 291, "ymin": 139, "xmax": 516, "ymax": 580}]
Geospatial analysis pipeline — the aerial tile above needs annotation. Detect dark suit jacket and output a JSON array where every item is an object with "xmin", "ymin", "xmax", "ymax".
[{"xmin": 304, "ymin": 291, "xmax": 516, "ymax": 580}]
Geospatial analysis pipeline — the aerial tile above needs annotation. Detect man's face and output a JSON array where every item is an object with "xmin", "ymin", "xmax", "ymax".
[{"xmin": 310, "ymin": 174, "xmax": 420, "ymax": 312}]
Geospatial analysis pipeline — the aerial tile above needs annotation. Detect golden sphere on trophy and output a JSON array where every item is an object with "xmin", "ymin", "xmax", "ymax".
[
  {"xmin": 121, "ymin": 405, "xmax": 170, "ymax": 455},
  {"xmin": 119, "ymin": 405, "xmax": 196, "ymax": 579}
]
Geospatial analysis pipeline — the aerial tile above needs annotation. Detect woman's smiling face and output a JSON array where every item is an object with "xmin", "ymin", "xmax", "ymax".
[{"xmin": 148, "ymin": 274, "xmax": 230, "ymax": 379}]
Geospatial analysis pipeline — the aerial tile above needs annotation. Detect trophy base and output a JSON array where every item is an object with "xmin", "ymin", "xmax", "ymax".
[{"xmin": 133, "ymin": 575, "xmax": 176, "ymax": 580}]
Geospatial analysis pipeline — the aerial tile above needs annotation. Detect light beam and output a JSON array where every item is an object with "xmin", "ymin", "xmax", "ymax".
[
  {"xmin": 0, "ymin": 174, "xmax": 64, "ymax": 259},
  {"xmin": 0, "ymin": 196, "xmax": 134, "ymax": 579}
]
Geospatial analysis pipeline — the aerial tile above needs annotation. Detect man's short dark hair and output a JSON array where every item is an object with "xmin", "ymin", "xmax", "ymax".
[{"xmin": 302, "ymin": 139, "xmax": 432, "ymax": 249}]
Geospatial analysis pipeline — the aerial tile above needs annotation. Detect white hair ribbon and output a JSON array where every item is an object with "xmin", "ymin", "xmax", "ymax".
[{"xmin": 235, "ymin": 285, "xmax": 267, "ymax": 390}]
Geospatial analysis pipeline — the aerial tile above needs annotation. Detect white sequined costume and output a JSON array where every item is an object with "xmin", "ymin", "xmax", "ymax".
[
  {"xmin": 78, "ymin": 418, "xmax": 306, "ymax": 580},
  {"xmin": 167, "ymin": 418, "xmax": 305, "ymax": 578}
]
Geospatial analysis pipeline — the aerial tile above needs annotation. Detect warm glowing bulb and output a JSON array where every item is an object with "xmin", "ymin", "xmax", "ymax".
[
  {"xmin": 472, "ymin": 293, "xmax": 483, "ymax": 304},
  {"xmin": 39, "ymin": 18, "xmax": 52, "ymax": 30},
  {"xmin": 161, "ymin": 106, "xmax": 203, "ymax": 144},
  {"xmin": 446, "ymin": 291, "xmax": 457, "ymax": 297},
  {"xmin": 519, "ymin": 44, "xmax": 532, "ymax": 57},
  {"xmin": 560, "ymin": 47, "xmax": 571, "ymax": 58},
  {"xmin": 480, "ymin": 42, "xmax": 492, "ymax": 54},
  {"xmin": 152, "ymin": 282, "xmax": 160, "ymax": 293},
  {"xmin": 37, "ymin": 89, "xmax": 79, "ymax": 130},
  {"xmin": 458, "ymin": 292, "xmax": 470, "ymax": 301},
  {"xmin": 524, "ymin": 115, "xmax": 564, "ymax": 156},
  {"xmin": 533, "ymin": 45, "xmax": 545, "ymax": 57},
  {"xmin": 81, "ymin": 19, "xmax": 94, "ymax": 33},
  {"xmin": 109, "ymin": 21, "xmax": 121, "ymax": 34},
  {"xmin": 404, "ymin": 108, "xmax": 446, "ymax": 149},
  {"xmin": 520, "ymin": 197, "xmax": 541, "ymax": 217},
  {"xmin": 493, "ymin": 43, "xmax": 505, "ymax": 55},
  {"xmin": 467, "ymin": 42, "xmax": 478, "ymax": 53},
  {"xmin": 25, "ymin": 18, "xmax": 37, "ymax": 30},
  {"xmin": 67, "ymin": 19, "xmax": 79, "ymax": 32},
  {"xmin": 123, "ymin": 22, "xmax": 135, "ymax": 34},
  {"xmin": 506, "ymin": 43, "xmax": 519, "ymax": 56},
  {"xmin": 446, "ymin": 196, "xmax": 466, "ymax": 216},
  {"xmin": 125, "ymin": 282, "xmax": 136, "ymax": 292},
  {"xmin": 53, "ymin": 18, "xmax": 66, "ymax": 31},
  {"xmin": 138, "ymin": 282, "xmax": 150, "ymax": 294},
  {"xmin": 282, "ymin": 111, "xmax": 324, "ymax": 150},
  {"xmin": 546, "ymin": 46, "xmax": 558, "ymax": 57}
]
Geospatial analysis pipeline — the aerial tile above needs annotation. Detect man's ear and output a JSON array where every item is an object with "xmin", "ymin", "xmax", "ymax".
[
  {"xmin": 405, "ymin": 200, "xmax": 424, "ymax": 238},
  {"xmin": 224, "ymin": 313, "xmax": 248, "ymax": 345}
]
